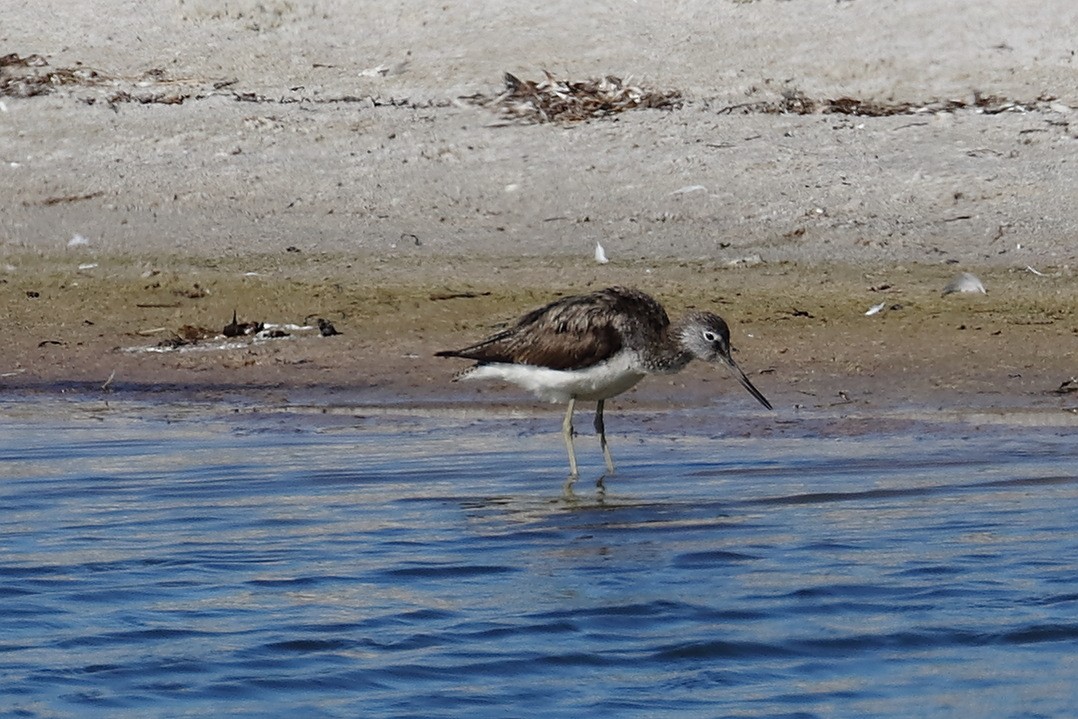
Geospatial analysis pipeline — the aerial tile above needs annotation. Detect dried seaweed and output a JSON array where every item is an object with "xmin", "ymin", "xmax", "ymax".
[
  {"xmin": 2, "ymin": 53, "xmax": 206, "ymax": 106},
  {"xmin": 230, "ymin": 90, "xmax": 448, "ymax": 108},
  {"xmin": 464, "ymin": 71, "xmax": 682, "ymax": 124},
  {"xmin": 223, "ymin": 310, "xmax": 263, "ymax": 337},
  {"xmin": 317, "ymin": 318, "xmax": 341, "ymax": 337},
  {"xmin": 717, "ymin": 90, "xmax": 1062, "ymax": 117},
  {"xmin": 0, "ymin": 53, "xmax": 107, "ymax": 98},
  {"xmin": 6, "ymin": 50, "xmax": 1063, "ymax": 125},
  {"xmin": 1053, "ymin": 378, "xmax": 1078, "ymax": 395}
]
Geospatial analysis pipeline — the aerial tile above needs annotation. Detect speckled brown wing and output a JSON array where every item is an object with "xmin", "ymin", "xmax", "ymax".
[{"xmin": 436, "ymin": 287, "xmax": 670, "ymax": 371}]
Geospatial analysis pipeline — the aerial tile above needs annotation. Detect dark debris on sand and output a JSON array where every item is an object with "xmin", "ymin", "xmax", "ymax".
[
  {"xmin": 718, "ymin": 89, "xmax": 1064, "ymax": 117},
  {"xmin": 464, "ymin": 71, "xmax": 682, "ymax": 124},
  {"xmin": 0, "ymin": 52, "xmax": 106, "ymax": 98}
]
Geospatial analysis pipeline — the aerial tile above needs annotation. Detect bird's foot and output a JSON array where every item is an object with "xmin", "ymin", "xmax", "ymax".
[{"xmin": 595, "ymin": 475, "xmax": 607, "ymax": 500}]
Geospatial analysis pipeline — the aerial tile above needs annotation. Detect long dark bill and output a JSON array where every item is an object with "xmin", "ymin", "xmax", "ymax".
[{"xmin": 725, "ymin": 359, "xmax": 773, "ymax": 410}]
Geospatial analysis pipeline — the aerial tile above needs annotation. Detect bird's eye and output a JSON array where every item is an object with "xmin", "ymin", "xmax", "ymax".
[{"xmin": 703, "ymin": 331, "xmax": 717, "ymax": 342}]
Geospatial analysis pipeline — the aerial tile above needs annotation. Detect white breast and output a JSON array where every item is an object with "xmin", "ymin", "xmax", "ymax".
[{"xmin": 460, "ymin": 351, "xmax": 647, "ymax": 403}]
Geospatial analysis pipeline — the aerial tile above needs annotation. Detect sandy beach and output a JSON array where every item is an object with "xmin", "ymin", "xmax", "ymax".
[{"xmin": 2, "ymin": 0, "xmax": 1076, "ymax": 417}]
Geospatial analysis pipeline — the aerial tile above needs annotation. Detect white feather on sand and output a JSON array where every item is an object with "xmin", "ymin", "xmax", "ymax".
[
  {"xmin": 942, "ymin": 272, "xmax": 986, "ymax": 296},
  {"xmin": 594, "ymin": 242, "xmax": 609, "ymax": 264}
]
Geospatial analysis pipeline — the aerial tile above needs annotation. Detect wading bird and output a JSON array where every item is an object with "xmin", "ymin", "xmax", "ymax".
[{"xmin": 436, "ymin": 286, "xmax": 772, "ymax": 478}]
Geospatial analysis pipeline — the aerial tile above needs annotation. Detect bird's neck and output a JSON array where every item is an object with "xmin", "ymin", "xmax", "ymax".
[{"xmin": 642, "ymin": 331, "xmax": 694, "ymax": 374}]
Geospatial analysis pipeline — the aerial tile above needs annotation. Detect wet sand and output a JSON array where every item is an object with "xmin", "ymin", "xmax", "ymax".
[
  {"xmin": 3, "ymin": 251, "xmax": 1076, "ymax": 421},
  {"xmin": 2, "ymin": 0, "xmax": 1076, "ymax": 419}
]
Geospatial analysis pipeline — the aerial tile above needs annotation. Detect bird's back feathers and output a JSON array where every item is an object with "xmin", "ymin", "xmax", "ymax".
[{"xmin": 435, "ymin": 286, "xmax": 670, "ymax": 371}]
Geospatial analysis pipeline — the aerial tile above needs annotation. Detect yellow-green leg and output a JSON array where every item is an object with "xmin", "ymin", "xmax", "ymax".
[{"xmin": 562, "ymin": 398, "xmax": 579, "ymax": 478}]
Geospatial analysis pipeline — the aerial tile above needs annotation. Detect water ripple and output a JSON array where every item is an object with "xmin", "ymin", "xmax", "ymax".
[{"xmin": 1, "ymin": 402, "xmax": 1076, "ymax": 718}]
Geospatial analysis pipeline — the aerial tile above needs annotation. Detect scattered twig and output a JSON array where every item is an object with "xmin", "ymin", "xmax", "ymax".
[
  {"xmin": 28, "ymin": 191, "xmax": 104, "ymax": 207},
  {"xmin": 893, "ymin": 121, "xmax": 930, "ymax": 130},
  {"xmin": 429, "ymin": 291, "xmax": 493, "ymax": 301}
]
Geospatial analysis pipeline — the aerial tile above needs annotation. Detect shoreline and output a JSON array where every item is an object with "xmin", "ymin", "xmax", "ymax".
[{"xmin": 2, "ymin": 252, "xmax": 1075, "ymax": 420}]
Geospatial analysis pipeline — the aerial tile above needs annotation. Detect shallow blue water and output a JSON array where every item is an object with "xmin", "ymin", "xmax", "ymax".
[{"xmin": 1, "ymin": 398, "xmax": 1077, "ymax": 718}]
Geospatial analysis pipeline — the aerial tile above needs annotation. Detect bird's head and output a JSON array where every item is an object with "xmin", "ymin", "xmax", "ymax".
[{"xmin": 680, "ymin": 312, "xmax": 773, "ymax": 410}]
